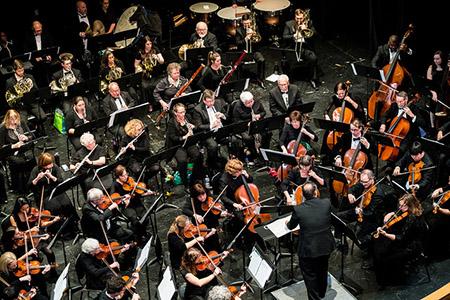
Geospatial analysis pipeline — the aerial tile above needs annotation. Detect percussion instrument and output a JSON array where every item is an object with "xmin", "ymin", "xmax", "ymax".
[
  {"xmin": 114, "ymin": 6, "xmax": 138, "ymax": 48},
  {"xmin": 189, "ymin": 2, "xmax": 219, "ymax": 23},
  {"xmin": 217, "ymin": 6, "xmax": 250, "ymax": 36},
  {"xmin": 254, "ymin": 0, "xmax": 291, "ymax": 26}
]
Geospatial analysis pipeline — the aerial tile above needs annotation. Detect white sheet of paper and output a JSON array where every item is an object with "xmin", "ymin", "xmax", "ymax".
[
  {"xmin": 265, "ymin": 215, "xmax": 300, "ymax": 238},
  {"xmin": 158, "ymin": 267, "xmax": 176, "ymax": 300},
  {"xmin": 255, "ymin": 259, "xmax": 272, "ymax": 287},
  {"xmin": 266, "ymin": 74, "xmax": 280, "ymax": 82},
  {"xmin": 52, "ymin": 263, "xmax": 70, "ymax": 300},
  {"xmin": 135, "ymin": 236, "xmax": 152, "ymax": 271}
]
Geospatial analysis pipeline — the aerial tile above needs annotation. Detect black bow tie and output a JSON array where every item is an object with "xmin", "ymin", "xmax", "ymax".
[
  {"xmin": 79, "ymin": 14, "xmax": 87, "ymax": 18},
  {"xmin": 352, "ymin": 137, "xmax": 360, "ymax": 141}
]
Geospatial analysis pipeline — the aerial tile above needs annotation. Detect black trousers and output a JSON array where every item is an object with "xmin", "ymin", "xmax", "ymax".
[{"xmin": 299, "ymin": 255, "xmax": 330, "ymax": 300}]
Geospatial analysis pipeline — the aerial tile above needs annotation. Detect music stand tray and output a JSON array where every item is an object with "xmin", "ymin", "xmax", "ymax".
[
  {"xmin": 249, "ymin": 115, "xmax": 286, "ymax": 135},
  {"xmin": 314, "ymin": 118, "xmax": 350, "ymax": 133},
  {"xmin": 73, "ymin": 116, "xmax": 110, "ymax": 137},
  {"xmin": 185, "ymin": 46, "xmax": 213, "ymax": 62},
  {"xmin": 351, "ymin": 63, "xmax": 385, "ymax": 82},
  {"xmin": 112, "ymin": 72, "xmax": 142, "ymax": 89},
  {"xmin": 215, "ymin": 121, "xmax": 249, "ymax": 139},
  {"xmin": 316, "ymin": 165, "xmax": 347, "ymax": 183},
  {"xmin": 260, "ymin": 148, "xmax": 297, "ymax": 166},
  {"xmin": 365, "ymin": 131, "xmax": 396, "ymax": 147},
  {"xmin": 217, "ymin": 79, "xmax": 250, "ymax": 97},
  {"xmin": 67, "ymin": 77, "xmax": 100, "ymax": 97},
  {"xmin": 31, "ymin": 46, "xmax": 60, "ymax": 61},
  {"xmin": 287, "ymin": 102, "xmax": 316, "ymax": 115},
  {"xmin": 48, "ymin": 174, "xmax": 89, "ymax": 201},
  {"xmin": 108, "ymin": 102, "xmax": 149, "ymax": 128},
  {"xmin": 142, "ymin": 147, "xmax": 180, "ymax": 166},
  {"xmin": 168, "ymin": 90, "xmax": 202, "ymax": 110}
]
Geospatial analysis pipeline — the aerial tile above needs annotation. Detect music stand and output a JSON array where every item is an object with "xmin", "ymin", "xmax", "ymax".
[
  {"xmin": 185, "ymin": 46, "xmax": 213, "ymax": 65},
  {"xmin": 134, "ymin": 236, "xmax": 154, "ymax": 299},
  {"xmin": 247, "ymin": 244, "xmax": 276, "ymax": 298},
  {"xmin": 182, "ymin": 130, "xmax": 215, "ymax": 148},
  {"xmin": 112, "ymin": 72, "xmax": 142, "ymax": 89},
  {"xmin": 215, "ymin": 121, "xmax": 250, "ymax": 139},
  {"xmin": 351, "ymin": 63, "xmax": 385, "ymax": 108},
  {"xmin": 331, "ymin": 213, "xmax": 363, "ymax": 296},
  {"xmin": 365, "ymin": 130, "xmax": 397, "ymax": 177},
  {"xmin": 108, "ymin": 102, "xmax": 149, "ymax": 128},
  {"xmin": 287, "ymin": 101, "xmax": 316, "ymax": 115},
  {"xmin": 67, "ymin": 77, "xmax": 100, "ymax": 98},
  {"xmin": 157, "ymin": 264, "xmax": 177, "ymax": 300},
  {"xmin": 168, "ymin": 90, "xmax": 202, "ymax": 110},
  {"xmin": 315, "ymin": 165, "xmax": 348, "ymax": 184},
  {"xmin": 51, "ymin": 263, "xmax": 70, "ymax": 300},
  {"xmin": 73, "ymin": 116, "xmax": 110, "ymax": 137},
  {"xmin": 216, "ymin": 78, "xmax": 250, "ymax": 98},
  {"xmin": 31, "ymin": 46, "xmax": 60, "ymax": 61},
  {"xmin": 48, "ymin": 174, "xmax": 89, "ymax": 209},
  {"xmin": 249, "ymin": 114, "xmax": 287, "ymax": 135},
  {"xmin": 259, "ymin": 148, "xmax": 297, "ymax": 183}
]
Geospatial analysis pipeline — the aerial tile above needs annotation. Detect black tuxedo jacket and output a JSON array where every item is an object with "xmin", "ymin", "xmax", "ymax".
[
  {"xmin": 189, "ymin": 32, "xmax": 218, "ymax": 50},
  {"xmin": 191, "ymin": 99, "xmax": 227, "ymax": 131},
  {"xmin": 287, "ymin": 197, "xmax": 335, "ymax": 258},
  {"xmin": 269, "ymin": 84, "xmax": 303, "ymax": 116},
  {"xmin": 102, "ymin": 91, "xmax": 136, "ymax": 115},
  {"xmin": 5, "ymin": 74, "xmax": 38, "ymax": 92},
  {"xmin": 51, "ymin": 68, "xmax": 83, "ymax": 83},
  {"xmin": 371, "ymin": 44, "xmax": 410, "ymax": 69},
  {"xmin": 23, "ymin": 31, "xmax": 56, "ymax": 52}
]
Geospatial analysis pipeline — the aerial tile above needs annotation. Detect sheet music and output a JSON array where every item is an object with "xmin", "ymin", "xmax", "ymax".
[
  {"xmin": 135, "ymin": 236, "xmax": 152, "ymax": 271},
  {"xmin": 351, "ymin": 63, "xmax": 357, "ymax": 76},
  {"xmin": 108, "ymin": 111, "xmax": 117, "ymax": 128},
  {"xmin": 248, "ymin": 248, "xmax": 273, "ymax": 288},
  {"xmin": 265, "ymin": 215, "xmax": 300, "ymax": 238},
  {"xmin": 266, "ymin": 74, "xmax": 280, "ymax": 82},
  {"xmin": 52, "ymin": 263, "xmax": 70, "ymax": 300},
  {"xmin": 157, "ymin": 267, "xmax": 176, "ymax": 300}
]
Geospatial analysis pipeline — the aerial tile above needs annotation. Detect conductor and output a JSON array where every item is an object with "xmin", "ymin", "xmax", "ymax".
[{"xmin": 286, "ymin": 182, "xmax": 335, "ymax": 300}]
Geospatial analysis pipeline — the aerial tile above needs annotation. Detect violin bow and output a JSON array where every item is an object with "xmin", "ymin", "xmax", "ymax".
[
  {"xmin": 355, "ymin": 176, "xmax": 386, "ymax": 203},
  {"xmin": 93, "ymin": 171, "xmax": 129, "ymax": 221},
  {"xmin": 239, "ymin": 196, "xmax": 275, "ymax": 211},
  {"xmin": 202, "ymin": 185, "xmax": 228, "ymax": 219},
  {"xmin": 22, "ymin": 223, "xmax": 31, "ymax": 285},
  {"xmin": 100, "ymin": 257, "xmax": 137, "ymax": 296},
  {"xmin": 129, "ymin": 166, "xmax": 146, "ymax": 196},
  {"xmin": 99, "ymin": 221, "xmax": 118, "ymax": 264},
  {"xmin": 23, "ymin": 211, "xmax": 36, "ymax": 251},
  {"xmin": 37, "ymin": 185, "xmax": 45, "ymax": 228},
  {"xmin": 395, "ymin": 165, "xmax": 437, "ymax": 176},
  {"xmin": 190, "ymin": 197, "xmax": 202, "ymax": 240}
]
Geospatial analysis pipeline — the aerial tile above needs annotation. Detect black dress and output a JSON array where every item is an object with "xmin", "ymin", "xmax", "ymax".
[{"xmin": 65, "ymin": 107, "xmax": 101, "ymax": 150}]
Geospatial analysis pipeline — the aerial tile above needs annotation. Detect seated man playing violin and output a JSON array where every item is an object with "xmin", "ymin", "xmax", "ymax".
[
  {"xmin": 112, "ymin": 164, "xmax": 155, "ymax": 244},
  {"xmin": 96, "ymin": 274, "xmax": 141, "ymax": 300},
  {"xmin": 80, "ymin": 188, "xmax": 134, "ymax": 245},
  {"xmin": 392, "ymin": 141, "xmax": 434, "ymax": 201}
]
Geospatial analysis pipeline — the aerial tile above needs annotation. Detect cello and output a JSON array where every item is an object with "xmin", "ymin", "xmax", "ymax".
[
  {"xmin": 326, "ymin": 81, "xmax": 354, "ymax": 150},
  {"xmin": 368, "ymin": 24, "xmax": 414, "ymax": 120}
]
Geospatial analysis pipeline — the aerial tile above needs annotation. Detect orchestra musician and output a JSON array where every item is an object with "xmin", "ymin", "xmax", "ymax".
[
  {"xmin": 99, "ymin": 50, "xmax": 126, "ymax": 94},
  {"xmin": 371, "ymin": 34, "xmax": 412, "ymax": 70},
  {"xmin": 134, "ymin": 35, "xmax": 164, "ymax": 112},
  {"xmin": 0, "ymin": 109, "xmax": 36, "ymax": 192},
  {"xmin": 80, "ymin": 188, "xmax": 134, "ymax": 244},
  {"xmin": 191, "ymin": 89, "xmax": 228, "ymax": 171},
  {"xmin": 269, "ymin": 74, "xmax": 303, "ymax": 118},
  {"xmin": 113, "ymin": 164, "xmax": 153, "ymax": 244},
  {"xmin": 0, "ymin": 251, "xmax": 51, "ymax": 299},
  {"xmin": 282, "ymin": 8, "xmax": 319, "ymax": 90},
  {"xmin": 189, "ymin": 21, "xmax": 218, "ymax": 51},
  {"xmin": 436, "ymin": 119, "xmax": 450, "ymax": 186},
  {"xmin": 153, "ymin": 62, "xmax": 191, "ymax": 113},
  {"xmin": 372, "ymin": 193, "xmax": 425, "ymax": 287},
  {"xmin": 324, "ymin": 81, "xmax": 365, "ymax": 123},
  {"xmin": 119, "ymin": 119, "xmax": 160, "ymax": 180},
  {"xmin": 27, "ymin": 152, "xmax": 79, "ymax": 238},
  {"xmin": 166, "ymin": 103, "xmax": 203, "ymax": 188},
  {"xmin": 75, "ymin": 238, "xmax": 121, "ymax": 291},
  {"xmin": 0, "ymin": 31, "xmax": 16, "ymax": 61},
  {"xmin": 95, "ymin": 274, "xmax": 141, "ymax": 300},
  {"xmin": 65, "ymin": 96, "xmax": 102, "ymax": 151},
  {"xmin": 231, "ymin": 91, "xmax": 269, "ymax": 165},
  {"xmin": 279, "ymin": 110, "xmax": 317, "ymax": 155},
  {"xmin": 180, "ymin": 247, "xmax": 221, "ymax": 300},
  {"xmin": 234, "ymin": 13, "xmax": 265, "ymax": 87},
  {"xmin": 280, "ymin": 155, "xmax": 325, "ymax": 206},
  {"xmin": 4, "ymin": 59, "xmax": 46, "ymax": 135},
  {"xmin": 207, "ymin": 284, "xmax": 246, "ymax": 300},
  {"xmin": 286, "ymin": 182, "xmax": 335, "ymax": 300},
  {"xmin": 426, "ymin": 50, "xmax": 448, "ymax": 116},
  {"xmin": 102, "ymin": 82, "xmax": 136, "ymax": 116},
  {"xmin": 392, "ymin": 141, "xmax": 434, "ymax": 201},
  {"xmin": 197, "ymin": 51, "xmax": 227, "ymax": 93},
  {"xmin": 167, "ymin": 215, "xmax": 212, "ymax": 270},
  {"xmin": 69, "ymin": 132, "xmax": 111, "ymax": 194}
]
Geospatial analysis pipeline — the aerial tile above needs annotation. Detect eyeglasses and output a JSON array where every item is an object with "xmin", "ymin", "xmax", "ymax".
[{"xmin": 350, "ymin": 128, "xmax": 360, "ymax": 132}]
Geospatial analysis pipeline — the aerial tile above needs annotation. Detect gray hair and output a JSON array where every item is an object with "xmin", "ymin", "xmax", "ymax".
[
  {"xmin": 108, "ymin": 81, "xmax": 119, "ymax": 91},
  {"xmin": 81, "ymin": 238, "xmax": 100, "ymax": 254},
  {"xmin": 80, "ymin": 132, "xmax": 94, "ymax": 147},
  {"xmin": 86, "ymin": 188, "xmax": 103, "ymax": 203},
  {"xmin": 277, "ymin": 74, "xmax": 289, "ymax": 84},
  {"xmin": 240, "ymin": 91, "xmax": 253, "ymax": 103},
  {"xmin": 207, "ymin": 285, "xmax": 233, "ymax": 300}
]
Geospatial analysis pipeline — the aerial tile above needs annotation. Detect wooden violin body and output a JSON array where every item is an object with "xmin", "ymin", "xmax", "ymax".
[{"xmin": 378, "ymin": 116, "xmax": 410, "ymax": 161}]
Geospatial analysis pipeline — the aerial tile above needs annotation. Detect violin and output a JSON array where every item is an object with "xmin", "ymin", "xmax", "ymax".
[
  {"xmin": 26, "ymin": 208, "xmax": 59, "ymax": 224},
  {"xmin": 13, "ymin": 228, "xmax": 48, "ymax": 247},
  {"xmin": 373, "ymin": 209, "xmax": 408, "ymax": 238},
  {"xmin": 97, "ymin": 193, "xmax": 127, "ymax": 210},
  {"xmin": 201, "ymin": 197, "xmax": 232, "ymax": 217},
  {"xmin": 326, "ymin": 80, "xmax": 354, "ymax": 150},
  {"xmin": 368, "ymin": 25, "xmax": 414, "ymax": 120},
  {"xmin": 95, "ymin": 241, "xmax": 136, "ymax": 260},
  {"xmin": 357, "ymin": 185, "xmax": 376, "ymax": 222},
  {"xmin": 122, "ymin": 177, "xmax": 153, "ymax": 195},
  {"xmin": 14, "ymin": 260, "xmax": 58, "ymax": 277},
  {"xmin": 195, "ymin": 249, "xmax": 233, "ymax": 271},
  {"xmin": 183, "ymin": 223, "xmax": 213, "ymax": 239},
  {"xmin": 407, "ymin": 160, "xmax": 424, "ymax": 189},
  {"xmin": 433, "ymin": 190, "xmax": 450, "ymax": 214}
]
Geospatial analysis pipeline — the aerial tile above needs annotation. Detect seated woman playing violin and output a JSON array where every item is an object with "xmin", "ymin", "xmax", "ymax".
[
  {"xmin": 113, "ymin": 164, "xmax": 154, "ymax": 243},
  {"xmin": 0, "ymin": 251, "xmax": 52, "ymax": 299},
  {"xmin": 8, "ymin": 197, "xmax": 58, "ymax": 278},
  {"xmin": 372, "ymin": 193, "xmax": 426, "ymax": 287},
  {"xmin": 392, "ymin": 141, "xmax": 434, "ymax": 201},
  {"xmin": 180, "ymin": 247, "xmax": 221, "ymax": 300},
  {"xmin": 167, "ymin": 215, "xmax": 216, "ymax": 271},
  {"xmin": 118, "ymin": 119, "xmax": 160, "ymax": 181},
  {"xmin": 76, "ymin": 238, "xmax": 122, "ymax": 291},
  {"xmin": 279, "ymin": 110, "xmax": 317, "ymax": 155},
  {"xmin": 280, "ymin": 155, "xmax": 325, "ymax": 206},
  {"xmin": 27, "ymin": 152, "xmax": 79, "ymax": 238}
]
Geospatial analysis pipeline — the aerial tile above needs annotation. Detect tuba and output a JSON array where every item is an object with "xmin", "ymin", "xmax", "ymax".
[
  {"xmin": 178, "ymin": 39, "xmax": 204, "ymax": 60},
  {"xmin": 100, "ymin": 66, "xmax": 123, "ymax": 93},
  {"xmin": 5, "ymin": 77, "xmax": 33, "ymax": 107}
]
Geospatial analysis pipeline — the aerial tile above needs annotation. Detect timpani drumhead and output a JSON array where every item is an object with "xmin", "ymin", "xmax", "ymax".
[
  {"xmin": 253, "ymin": 0, "xmax": 290, "ymax": 12},
  {"xmin": 217, "ymin": 6, "xmax": 251, "ymax": 20}
]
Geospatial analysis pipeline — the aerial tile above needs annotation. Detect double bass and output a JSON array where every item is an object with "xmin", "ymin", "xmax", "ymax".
[{"xmin": 368, "ymin": 24, "xmax": 414, "ymax": 120}]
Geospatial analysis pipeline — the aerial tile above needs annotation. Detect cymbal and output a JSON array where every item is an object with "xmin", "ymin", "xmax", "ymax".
[{"xmin": 189, "ymin": 2, "xmax": 219, "ymax": 14}]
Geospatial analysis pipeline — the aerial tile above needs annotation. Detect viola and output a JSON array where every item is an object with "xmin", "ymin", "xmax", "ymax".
[
  {"xmin": 14, "ymin": 260, "xmax": 58, "ymax": 277},
  {"xmin": 122, "ymin": 177, "xmax": 153, "ymax": 195},
  {"xmin": 195, "ymin": 249, "xmax": 233, "ymax": 271},
  {"xmin": 183, "ymin": 223, "xmax": 212, "ymax": 239},
  {"xmin": 95, "ymin": 241, "xmax": 136, "ymax": 260},
  {"xmin": 201, "ymin": 197, "xmax": 232, "ymax": 217},
  {"xmin": 97, "ymin": 193, "xmax": 127, "ymax": 210},
  {"xmin": 373, "ymin": 209, "xmax": 408, "ymax": 238},
  {"xmin": 357, "ymin": 185, "xmax": 376, "ymax": 222},
  {"xmin": 433, "ymin": 190, "xmax": 450, "ymax": 214},
  {"xmin": 234, "ymin": 176, "xmax": 271, "ymax": 233},
  {"xmin": 407, "ymin": 160, "xmax": 425, "ymax": 187},
  {"xmin": 367, "ymin": 25, "xmax": 414, "ymax": 120}
]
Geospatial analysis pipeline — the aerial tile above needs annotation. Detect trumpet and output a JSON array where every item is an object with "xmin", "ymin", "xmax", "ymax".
[{"xmin": 5, "ymin": 77, "xmax": 33, "ymax": 106}]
